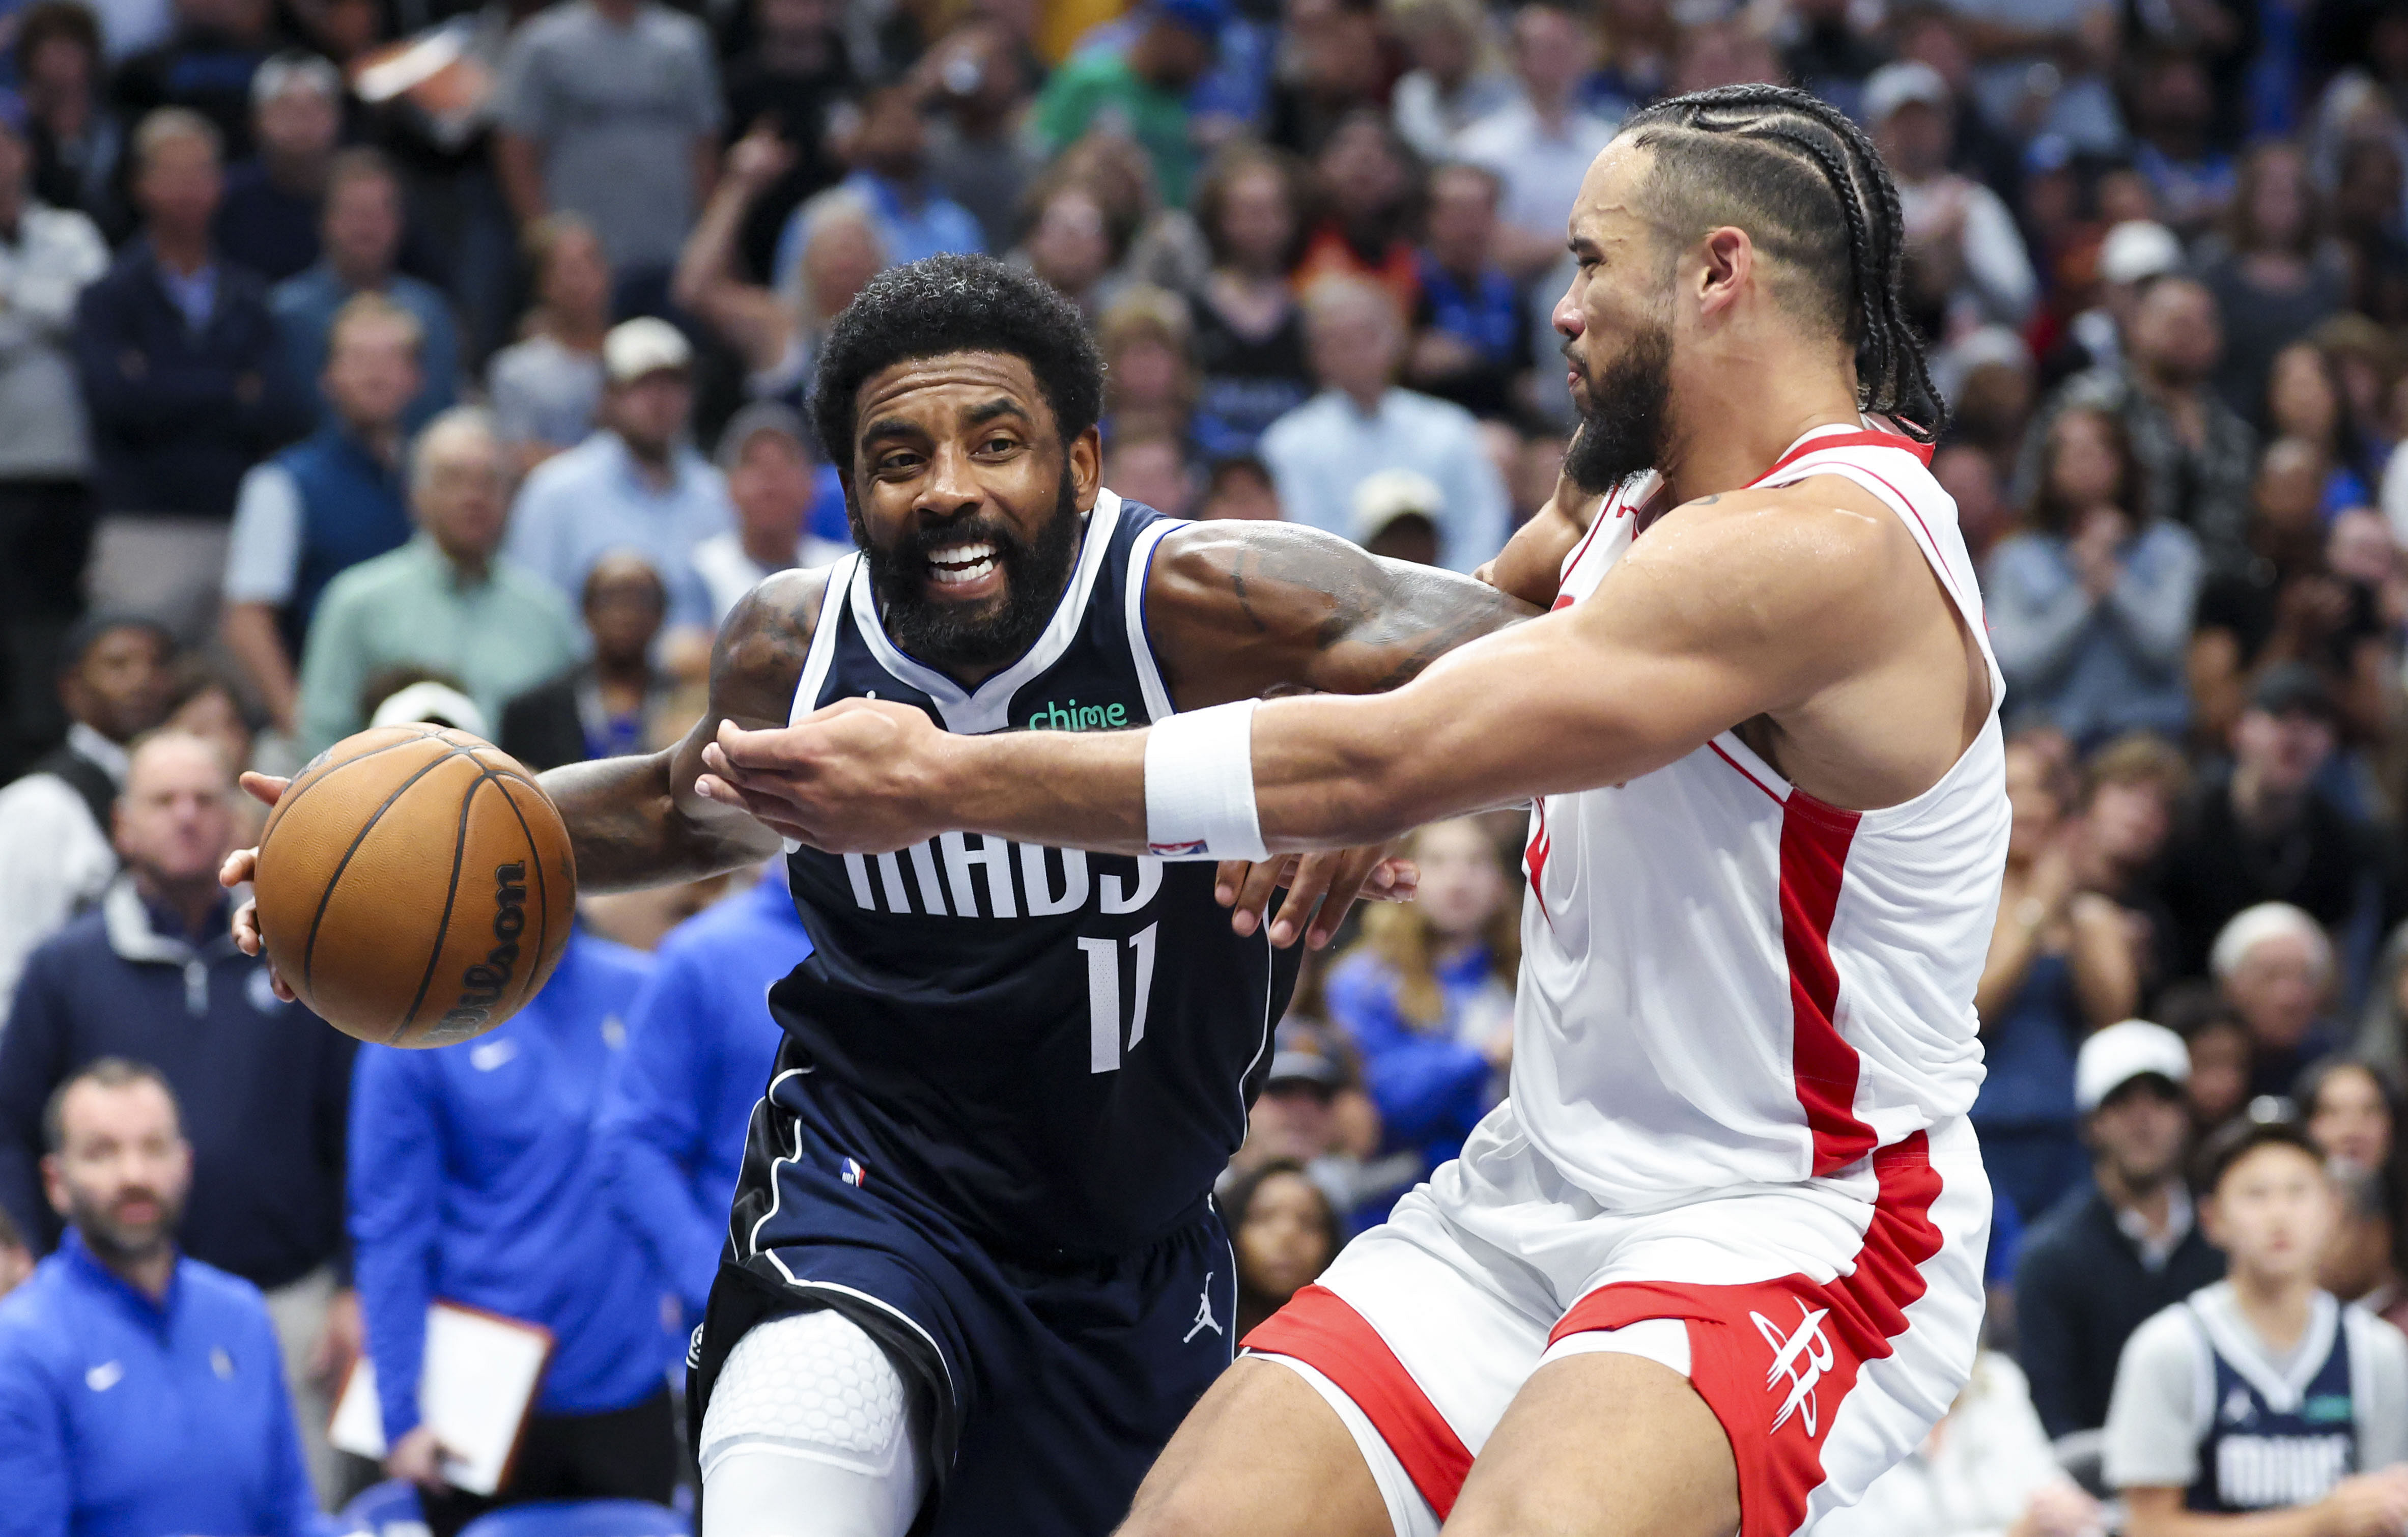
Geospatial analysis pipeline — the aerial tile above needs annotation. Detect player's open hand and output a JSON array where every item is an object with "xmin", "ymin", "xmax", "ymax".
[
  {"xmin": 1216, "ymin": 849, "xmax": 1416, "ymax": 949},
  {"xmin": 2314, "ymin": 1469, "xmax": 2408, "ymax": 1537},
  {"xmin": 219, "ymin": 771, "xmax": 296, "ymax": 1002},
  {"xmin": 698, "ymin": 700, "xmax": 951, "ymax": 852}
]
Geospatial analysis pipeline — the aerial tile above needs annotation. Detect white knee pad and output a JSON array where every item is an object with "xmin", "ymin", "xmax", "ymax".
[{"xmin": 700, "ymin": 1309, "xmax": 929, "ymax": 1537}]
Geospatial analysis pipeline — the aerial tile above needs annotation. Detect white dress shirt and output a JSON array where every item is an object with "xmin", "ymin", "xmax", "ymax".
[{"xmin": 1257, "ymin": 387, "xmax": 1513, "ymax": 573}]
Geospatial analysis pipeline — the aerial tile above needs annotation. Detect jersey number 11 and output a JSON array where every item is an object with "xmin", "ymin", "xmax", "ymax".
[{"xmin": 1080, "ymin": 924, "xmax": 1160, "ymax": 1073}]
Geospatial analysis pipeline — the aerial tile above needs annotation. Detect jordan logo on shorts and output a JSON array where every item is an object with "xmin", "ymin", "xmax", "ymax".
[
  {"xmin": 1752, "ymin": 1300, "xmax": 1837, "ymax": 1437},
  {"xmin": 1184, "ymin": 1273, "xmax": 1223, "ymax": 1343}
]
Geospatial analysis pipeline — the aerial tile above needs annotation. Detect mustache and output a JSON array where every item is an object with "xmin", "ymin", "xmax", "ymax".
[{"xmin": 896, "ymin": 513, "xmax": 1029, "ymax": 563}]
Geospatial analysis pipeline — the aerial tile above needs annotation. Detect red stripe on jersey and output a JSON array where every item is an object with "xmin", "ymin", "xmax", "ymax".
[
  {"xmin": 1778, "ymin": 796, "xmax": 1877, "ymax": 1176},
  {"xmin": 1245, "ymin": 1284, "xmax": 1476, "ymax": 1518},
  {"xmin": 1548, "ymin": 1132, "xmax": 1947, "ymax": 1537},
  {"xmin": 1753, "ymin": 430, "xmax": 1936, "ymax": 485},
  {"xmin": 1523, "ymin": 800, "xmax": 1553, "ymax": 922},
  {"xmin": 1709, "ymin": 741, "xmax": 1782, "ymax": 804}
]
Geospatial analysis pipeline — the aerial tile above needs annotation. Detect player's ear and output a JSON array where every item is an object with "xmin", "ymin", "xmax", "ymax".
[
  {"xmin": 1069, "ymin": 424, "xmax": 1103, "ymax": 512},
  {"xmin": 1696, "ymin": 226, "xmax": 1753, "ymax": 319}
]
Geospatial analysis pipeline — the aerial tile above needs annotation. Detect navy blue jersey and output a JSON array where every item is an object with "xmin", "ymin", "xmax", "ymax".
[
  {"xmin": 771, "ymin": 492, "xmax": 1301, "ymax": 1259},
  {"xmin": 2186, "ymin": 1291, "xmax": 2357, "ymax": 1513}
]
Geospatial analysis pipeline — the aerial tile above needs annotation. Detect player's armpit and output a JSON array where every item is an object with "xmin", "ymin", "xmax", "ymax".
[
  {"xmin": 1482, "ymin": 461, "xmax": 1602, "ymax": 608},
  {"xmin": 545, "ymin": 567, "xmax": 829, "ymax": 891},
  {"xmin": 1143, "ymin": 520, "xmax": 1537, "ymax": 708}
]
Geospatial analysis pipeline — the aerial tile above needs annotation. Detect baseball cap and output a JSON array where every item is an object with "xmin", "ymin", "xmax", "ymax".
[
  {"xmin": 2249, "ymin": 661, "xmax": 2337, "ymax": 721},
  {"xmin": 1351, "ymin": 468, "xmax": 1444, "ymax": 544},
  {"xmin": 1861, "ymin": 62, "xmax": 1949, "ymax": 125},
  {"xmin": 2075, "ymin": 1019, "xmax": 2191, "ymax": 1114},
  {"xmin": 1264, "ymin": 1050, "xmax": 1343, "ymax": 1093},
  {"xmin": 2097, "ymin": 220, "xmax": 2183, "ymax": 287},
  {"xmin": 57, "ymin": 610, "xmax": 174, "ymax": 675},
  {"xmin": 604, "ymin": 317, "xmax": 693, "ymax": 385}
]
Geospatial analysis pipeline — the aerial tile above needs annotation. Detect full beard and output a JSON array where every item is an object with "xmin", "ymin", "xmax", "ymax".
[
  {"xmin": 1562, "ymin": 321, "xmax": 1676, "ymax": 496},
  {"xmin": 857, "ymin": 470, "xmax": 1085, "ymax": 674}
]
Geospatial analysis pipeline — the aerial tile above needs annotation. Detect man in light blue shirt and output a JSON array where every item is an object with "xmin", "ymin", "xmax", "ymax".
[
  {"xmin": 1259, "ymin": 276, "xmax": 1512, "ymax": 573},
  {"xmin": 503, "ymin": 318, "xmax": 729, "ymax": 634},
  {"xmin": 0, "ymin": 1058, "xmax": 320, "ymax": 1537},
  {"xmin": 771, "ymin": 83, "xmax": 982, "ymax": 293}
]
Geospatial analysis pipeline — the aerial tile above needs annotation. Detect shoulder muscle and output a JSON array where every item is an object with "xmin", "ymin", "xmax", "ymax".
[{"xmin": 711, "ymin": 565, "xmax": 834, "ymax": 729}]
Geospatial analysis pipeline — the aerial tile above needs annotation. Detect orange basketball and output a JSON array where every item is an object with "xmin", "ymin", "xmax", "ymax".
[{"xmin": 253, "ymin": 725, "xmax": 578, "ymax": 1048}]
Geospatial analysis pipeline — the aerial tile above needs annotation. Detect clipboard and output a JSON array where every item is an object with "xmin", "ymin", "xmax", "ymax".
[{"xmin": 329, "ymin": 1301, "xmax": 555, "ymax": 1496}]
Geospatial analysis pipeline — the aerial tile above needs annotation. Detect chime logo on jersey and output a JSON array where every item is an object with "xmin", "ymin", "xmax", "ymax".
[
  {"xmin": 840, "ymin": 1158, "xmax": 869, "ymax": 1188},
  {"xmin": 1027, "ymin": 698, "xmax": 1129, "ymax": 732},
  {"xmin": 1753, "ymin": 1300, "xmax": 1837, "ymax": 1437}
]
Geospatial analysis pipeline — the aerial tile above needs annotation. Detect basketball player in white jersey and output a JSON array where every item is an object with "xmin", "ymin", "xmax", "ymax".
[{"xmin": 691, "ymin": 83, "xmax": 2007, "ymax": 1537}]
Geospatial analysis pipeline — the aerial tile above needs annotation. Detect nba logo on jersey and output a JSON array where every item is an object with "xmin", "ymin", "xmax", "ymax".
[{"xmin": 840, "ymin": 1157, "xmax": 869, "ymax": 1188}]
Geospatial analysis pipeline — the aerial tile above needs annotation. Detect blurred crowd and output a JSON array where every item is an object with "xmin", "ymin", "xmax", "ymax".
[{"xmin": 3, "ymin": 0, "xmax": 2408, "ymax": 1527}]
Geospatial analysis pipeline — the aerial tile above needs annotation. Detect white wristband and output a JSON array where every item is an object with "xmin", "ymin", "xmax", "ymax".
[{"xmin": 1144, "ymin": 699, "xmax": 1267, "ymax": 861}]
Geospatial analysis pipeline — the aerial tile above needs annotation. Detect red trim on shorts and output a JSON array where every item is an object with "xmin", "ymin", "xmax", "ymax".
[
  {"xmin": 1548, "ymin": 1132, "xmax": 1947, "ymax": 1537},
  {"xmin": 1778, "ymin": 796, "xmax": 1877, "ymax": 1175},
  {"xmin": 1244, "ymin": 1284, "xmax": 1475, "ymax": 1519}
]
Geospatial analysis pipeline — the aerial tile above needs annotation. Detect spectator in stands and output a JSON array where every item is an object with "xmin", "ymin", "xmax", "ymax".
[
  {"xmin": 1035, "ymin": 0, "xmax": 1222, "ymax": 208},
  {"xmin": 1225, "ymin": 1034, "xmax": 1384, "ymax": 1218},
  {"xmin": 1292, "ymin": 111, "xmax": 1423, "ymax": 315},
  {"xmin": 1349, "ymin": 467, "xmax": 1444, "ymax": 566},
  {"xmin": 111, "ymin": 0, "xmax": 278, "ymax": 159},
  {"xmin": 2074, "ymin": 732, "xmax": 2189, "ymax": 991},
  {"xmin": 1989, "ymin": 405, "xmax": 2204, "ymax": 747},
  {"xmin": 918, "ymin": 19, "xmax": 1039, "ymax": 256},
  {"xmin": 2201, "ymin": 142, "xmax": 2349, "ymax": 431},
  {"xmin": 1224, "ymin": 1157, "xmax": 1341, "ymax": 1339},
  {"xmin": 720, "ymin": 0, "xmax": 853, "ymax": 175},
  {"xmin": 0, "ymin": 730, "xmax": 357, "ymax": 1500},
  {"xmin": 1109, "ymin": 430, "xmax": 1195, "ymax": 518},
  {"xmin": 1406, "ymin": 162, "xmax": 1529, "ymax": 421},
  {"xmin": 598, "ymin": 865, "xmax": 806, "ymax": 1327},
  {"xmin": 1326, "ymin": 818, "xmax": 1516, "ymax": 1192},
  {"xmin": 0, "ymin": 614, "xmax": 171, "ymax": 1025},
  {"xmin": 213, "ymin": 52, "xmax": 339, "ymax": 284},
  {"xmin": 1259, "ymin": 276, "xmax": 1510, "ymax": 572},
  {"xmin": 491, "ymin": 0, "xmax": 723, "ymax": 280},
  {"xmin": 18, "ymin": 4, "xmax": 127, "ymax": 239},
  {"xmin": 498, "ymin": 551, "xmax": 676, "ymax": 770},
  {"xmin": 2125, "ymin": 48, "xmax": 2234, "ymax": 240},
  {"xmin": 2334, "ymin": 137, "xmax": 2408, "ymax": 327},
  {"xmin": 221, "ymin": 293, "xmax": 421, "ymax": 739},
  {"xmin": 271, "ymin": 149, "xmax": 460, "ymax": 433},
  {"xmin": 2017, "ymin": 1020, "xmax": 2227, "ymax": 1441},
  {"xmin": 2022, "ymin": 275, "xmax": 2256, "ymax": 580},
  {"xmin": 1865, "ymin": 62, "xmax": 2037, "ymax": 331},
  {"xmin": 488, "ymin": 215, "xmax": 612, "ymax": 475},
  {"xmin": 1455, "ymin": 3, "xmax": 1616, "ymax": 280},
  {"xmin": 2157, "ymin": 667, "xmax": 2377, "ymax": 979},
  {"xmin": 349, "ymin": 927, "xmax": 681, "ymax": 1535},
  {"xmin": 2265, "ymin": 343, "xmax": 2379, "ymax": 514},
  {"xmin": 1097, "ymin": 284, "xmax": 1196, "ymax": 443},
  {"xmin": 690, "ymin": 403, "xmax": 843, "ymax": 625},
  {"xmin": 774, "ymin": 79, "xmax": 980, "ymax": 291},
  {"xmin": 1779, "ymin": 0, "xmax": 1887, "ymax": 123},
  {"xmin": 0, "ymin": 1060, "xmax": 319, "ymax": 1537},
  {"xmin": 75, "ymin": 108, "xmax": 308, "ymax": 643},
  {"xmin": 0, "ymin": 88, "xmax": 108, "ymax": 781},
  {"xmin": 504, "ymin": 318, "xmax": 726, "ymax": 632},
  {"xmin": 2105, "ymin": 1117, "xmax": 2408, "ymax": 1533},
  {"xmin": 1386, "ymin": 0, "xmax": 1515, "ymax": 164},
  {"xmin": 1197, "ymin": 453, "xmax": 1283, "ymax": 522},
  {"xmin": 2215, "ymin": 902, "xmax": 2345, "ymax": 1101},
  {"xmin": 1186, "ymin": 143, "xmax": 1311, "ymax": 461},
  {"xmin": 296, "ymin": 408, "xmax": 581, "ymax": 753},
  {"xmin": 2175, "ymin": 991, "xmax": 2257, "ymax": 1136},
  {"xmin": 2049, "ymin": 220, "xmax": 2184, "ymax": 387},
  {"xmin": 1975, "ymin": 735, "xmax": 2142, "ymax": 1224},
  {"xmin": 2300, "ymin": 1057, "xmax": 2395, "ymax": 1176}
]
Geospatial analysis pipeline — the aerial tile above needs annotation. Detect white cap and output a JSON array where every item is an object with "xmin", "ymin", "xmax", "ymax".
[
  {"xmin": 367, "ymin": 680, "xmax": 490, "ymax": 741},
  {"xmin": 2097, "ymin": 220, "xmax": 2183, "ymax": 287},
  {"xmin": 603, "ymin": 317, "xmax": 693, "ymax": 384},
  {"xmin": 1351, "ymin": 468, "xmax": 1444, "ymax": 543},
  {"xmin": 2208, "ymin": 901, "xmax": 2333, "ymax": 982},
  {"xmin": 2075, "ymin": 1019, "xmax": 2191, "ymax": 1114},
  {"xmin": 1862, "ymin": 62, "xmax": 1949, "ymax": 125}
]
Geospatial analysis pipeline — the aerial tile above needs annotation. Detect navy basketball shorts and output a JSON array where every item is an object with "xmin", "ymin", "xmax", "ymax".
[{"xmin": 689, "ymin": 1068, "xmax": 1238, "ymax": 1536}]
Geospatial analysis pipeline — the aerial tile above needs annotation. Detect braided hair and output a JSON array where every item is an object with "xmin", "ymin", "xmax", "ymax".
[{"xmin": 1617, "ymin": 83, "xmax": 1945, "ymax": 442}]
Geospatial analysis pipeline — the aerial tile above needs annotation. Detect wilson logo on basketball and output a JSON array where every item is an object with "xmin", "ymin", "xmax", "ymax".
[{"xmin": 440, "ymin": 863, "xmax": 529, "ymax": 1032}]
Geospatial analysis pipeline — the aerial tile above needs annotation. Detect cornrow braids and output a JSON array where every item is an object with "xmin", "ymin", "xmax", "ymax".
[{"xmin": 1618, "ymin": 83, "xmax": 1946, "ymax": 442}]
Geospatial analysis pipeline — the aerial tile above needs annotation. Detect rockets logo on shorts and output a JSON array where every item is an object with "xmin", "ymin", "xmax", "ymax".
[{"xmin": 1753, "ymin": 1301, "xmax": 1837, "ymax": 1437}]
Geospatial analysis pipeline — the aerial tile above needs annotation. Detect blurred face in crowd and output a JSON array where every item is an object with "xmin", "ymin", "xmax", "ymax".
[
  {"xmin": 2338, "ymin": 140, "xmax": 2404, "ymax": 234},
  {"xmin": 1200, "ymin": 460, "xmax": 1281, "ymax": 521},
  {"xmin": 2329, "ymin": 509, "xmax": 2394, "ymax": 588},
  {"xmin": 2001, "ymin": 742, "xmax": 2064, "ymax": 866},
  {"xmin": 2189, "ymin": 1020, "xmax": 2254, "ymax": 1129},
  {"xmin": 728, "ymin": 430, "xmax": 812, "ymax": 555},
  {"xmin": 1249, "ymin": 1080, "xmax": 1337, "ymax": 1162},
  {"xmin": 540, "ymin": 222, "xmax": 611, "ymax": 326},
  {"xmin": 114, "ymin": 733, "xmax": 237, "ymax": 895},
  {"xmin": 1511, "ymin": 6, "xmax": 1592, "ymax": 107},
  {"xmin": 136, "ymin": 128, "xmax": 222, "ymax": 240},
  {"xmin": 2233, "ymin": 702, "xmax": 2334, "ymax": 796},
  {"xmin": 44, "ymin": 1077, "xmax": 191, "ymax": 1274},
  {"xmin": 23, "ymin": 33, "xmax": 95, "ymax": 116},
  {"xmin": 2085, "ymin": 774, "xmax": 2174, "ymax": 873},
  {"xmin": 850, "ymin": 85, "xmax": 928, "ymax": 182},
  {"xmin": 1673, "ymin": 21, "xmax": 1781, "ymax": 94},
  {"xmin": 2224, "ymin": 931, "xmax": 2330, "ymax": 1051},
  {"xmin": 2134, "ymin": 55, "xmax": 2213, "ymax": 149},
  {"xmin": 1026, "ymin": 188, "xmax": 1112, "ymax": 301},
  {"xmin": 1397, "ymin": 2, "xmax": 1475, "ymax": 86},
  {"xmin": 2308, "ymin": 1064, "xmax": 2392, "ymax": 1175},
  {"xmin": 1932, "ymin": 444, "xmax": 2005, "ymax": 559},
  {"xmin": 166, "ymin": 681, "xmax": 251, "ymax": 781},
  {"xmin": 2087, "ymin": 1076, "xmax": 2191, "ymax": 1192},
  {"xmin": 1235, "ymin": 1170, "xmax": 1337, "ymax": 1305},
  {"xmin": 1108, "ymin": 330, "xmax": 1186, "ymax": 411},
  {"xmin": 2047, "ymin": 408, "xmax": 2126, "ymax": 513},
  {"xmin": 801, "ymin": 212, "xmax": 886, "ymax": 324},
  {"xmin": 1411, "ymin": 819, "xmax": 1506, "ymax": 942},
  {"xmin": 1318, "ymin": 115, "xmax": 1410, "ymax": 226},
  {"xmin": 1307, "ymin": 286, "xmax": 1405, "ymax": 403},
  {"xmin": 757, "ymin": 0, "xmax": 833, "ymax": 45},
  {"xmin": 1213, "ymin": 163, "xmax": 1296, "ymax": 276},
  {"xmin": 1107, "ymin": 435, "xmax": 1191, "ymax": 518},
  {"xmin": 1136, "ymin": 16, "xmax": 1216, "ymax": 93},
  {"xmin": 1875, "ymin": 100, "xmax": 1950, "ymax": 184},
  {"xmin": 324, "ymin": 169, "xmax": 403, "ymax": 282},
  {"xmin": 62, "ymin": 626, "xmax": 173, "ymax": 744},
  {"xmin": 609, "ymin": 369, "xmax": 693, "ymax": 464},
  {"xmin": 414, "ymin": 418, "xmax": 511, "ymax": 563},
  {"xmin": 324, "ymin": 311, "xmax": 423, "ymax": 434},
  {"xmin": 1895, "ymin": 14, "xmax": 1972, "ymax": 91},
  {"xmin": 2208, "ymin": 1142, "xmax": 2337, "ymax": 1285},
  {"xmin": 2128, "ymin": 277, "xmax": 2220, "ymax": 386},
  {"xmin": 1426, "ymin": 165, "xmax": 1499, "ymax": 276},
  {"xmin": 2268, "ymin": 345, "xmax": 2340, "ymax": 446},
  {"xmin": 583, "ymin": 553, "xmax": 668, "ymax": 670},
  {"xmin": 254, "ymin": 79, "xmax": 338, "ymax": 171},
  {"xmin": 2250, "ymin": 439, "xmax": 2327, "ymax": 553},
  {"xmin": 845, "ymin": 350, "xmax": 1098, "ymax": 676},
  {"xmin": 2244, "ymin": 146, "xmax": 2313, "ymax": 256}
]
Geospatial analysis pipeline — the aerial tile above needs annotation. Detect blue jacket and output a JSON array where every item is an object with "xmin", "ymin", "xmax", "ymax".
[
  {"xmin": 0, "ymin": 1233, "xmax": 322, "ymax": 1537},
  {"xmin": 269, "ymin": 262, "xmax": 461, "ymax": 433},
  {"xmin": 1326, "ymin": 945, "xmax": 1510, "ymax": 1178},
  {"xmin": 349, "ymin": 929, "xmax": 679, "ymax": 1440},
  {"xmin": 72, "ymin": 239, "xmax": 309, "ymax": 517},
  {"xmin": 598, "ymin": 877, "xmax": 809, "ymax": 1323},
  {"xmin": 0, "ymin": 880, "xmax": 354, "ymax": 1291},
  {"xmin": 274, "ymin": 424, "xmax": 414, "ymax": 656}
]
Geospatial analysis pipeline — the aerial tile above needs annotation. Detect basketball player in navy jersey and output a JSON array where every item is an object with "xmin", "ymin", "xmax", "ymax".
[{"xmin": 223, "ymin": 254, "xmax": 1531, "ymax": 1536}]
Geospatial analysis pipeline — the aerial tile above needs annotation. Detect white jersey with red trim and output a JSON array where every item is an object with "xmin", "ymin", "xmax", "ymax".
[{"xmin": 1514, "ymin": 422, "xmax": 2008, "ymax": 1211}]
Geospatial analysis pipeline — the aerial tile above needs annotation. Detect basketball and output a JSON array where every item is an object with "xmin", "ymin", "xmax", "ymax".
[{"xmin": 252, "ymin": 725, "xmax": 578, "ymax": 1048}]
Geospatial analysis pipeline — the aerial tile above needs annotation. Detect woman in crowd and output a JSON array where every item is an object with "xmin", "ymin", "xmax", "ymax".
[
  {"xmin": 2164, "ymin": 986, "xmax": 2258, "ymax": 1135},
  {"xmin": 1224, "ymin": 1158, "xmax": 1343, "ymax": 1340},
  {"xmin": 2265, "ymin": 341, "xmax": 2379, "ymax": 513},
  {"xmin": 2300, "ymin": 1055, "xmax": 2398, "ymax": 1175},
  {"xmin": 487, "ymin": 214, "xmax": 612, "ymax": 476},
  {"xmin": 1014, "ymin": 177, "xmax": 1132, "ymax": 319},
  {"xmin": 1325, "ymin": 817, "xmax": 1517, "ymax": 1194},
  {"xmin": 1187, "ymin": 144, "xmax": 1314, "ymax": 461},
  {"xmin": 1096, "ymin": 285, "xmax": 1198, "ymax": 447},
  {"xmin": 1972, "ymin": 736, "xmax": 2143, "ymax": 1225},
  {"xmin": 1292, "ymin": 109, "xmax": 1423, "ymax": 315},
  {"xmin": 1988, "ymin": 405, "xmax": 2204, "ymax": 747},
  {"xmin": 2200, "ymin": 141, "xmax": 2350, "ymax": 426}
]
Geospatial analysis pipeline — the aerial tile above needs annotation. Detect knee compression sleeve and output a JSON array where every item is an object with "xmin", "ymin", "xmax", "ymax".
[{"xmin": 699, "ymin": 1309, "xmax": 928, "ymax": 1537}]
